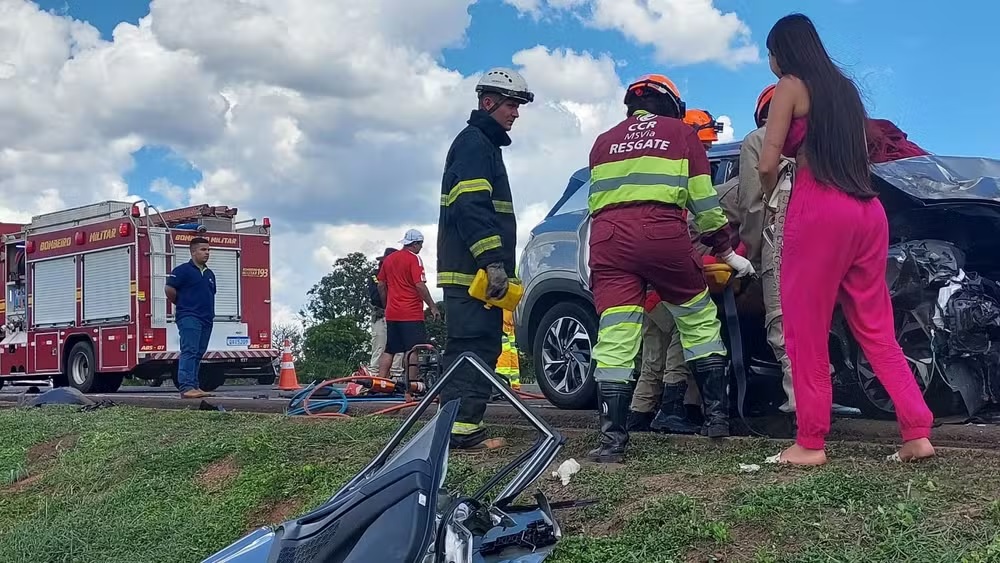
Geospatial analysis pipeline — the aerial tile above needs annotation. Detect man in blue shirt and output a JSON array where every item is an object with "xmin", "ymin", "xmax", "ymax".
[{"xmin": 165, "ymin": 237, "xmax": 217, "ymax": 399}]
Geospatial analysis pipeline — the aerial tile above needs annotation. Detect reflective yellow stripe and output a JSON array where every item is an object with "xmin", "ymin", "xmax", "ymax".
[
  {"xmin": 589, "ymin": 155, "xmax": 691, "ymax": 214},
  {"xmin": 687, "ymin": 174, "xmax": 727, "ymax": 232},
  {"xmin": 470, "ymin": 235, "xmax": 502, "ymax": 258},
  {"xmin": 593, "ymin": 305, "xmax": 644, "ymax": 383},
  {"xmin": 664, "ymin": 288, "xmax": 727, "ymax": 361},
  {"xmin": 452, "ymin": 421, "xmax": 484, "ymax": 435},
  {"xmin": 493, "ymin": 200, "xmax": 514, "ymax": 213},
  {"xmin": 438, "ymin": 271, "xmax": 476, "ymax": 286},
  {"xmin": 442, "ymin": 179, "xmax": 493, "ymax": 206}
]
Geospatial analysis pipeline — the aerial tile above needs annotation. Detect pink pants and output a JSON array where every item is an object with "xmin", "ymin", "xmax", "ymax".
[{"xmin": 781, "ymin": 174, "xmax": 933, "ymax": 450}]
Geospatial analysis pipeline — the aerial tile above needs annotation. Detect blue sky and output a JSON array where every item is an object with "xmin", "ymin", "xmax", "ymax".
[{"xmin": 34, "ymin": 0, "xmax": 1000, "ymax": 208}]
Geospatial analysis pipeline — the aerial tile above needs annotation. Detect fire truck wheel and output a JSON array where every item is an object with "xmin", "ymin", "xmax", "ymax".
[
  {"xmin": 199, "ymin": 367, "xmax": 228, "ymax": 392},
  {"xmin": 94, "ymin": 375, "xmax": 124, "ymax": 393},
  {"xmin": 66, "ymin": 341, "xmax": 98, "ymax": 393}
]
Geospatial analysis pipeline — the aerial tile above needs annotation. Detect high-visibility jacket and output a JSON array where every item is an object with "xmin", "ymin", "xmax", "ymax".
[
  {"xmin": 496, "ymin": 309, "xmax": 521, "ymax": 388},
  {"xmin": 437, "ymin": 110, "xmax": 518, "ymax": 289},
  {"xmin": 588, "ymin": 109, "xmax": 732, "ymax": 254}
]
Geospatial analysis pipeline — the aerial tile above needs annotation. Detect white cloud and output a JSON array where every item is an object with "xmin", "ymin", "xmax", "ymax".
[
  {"xmin": 506, "ymin": 0, "xmax": 759, "ymax": 68},
  {"xmin": 0, "ymin": 0, "xmax": 756, "ymax": 327},
  {"xmin": 717, "ymin": 115, "xmax": 735, "ymax": 143}
]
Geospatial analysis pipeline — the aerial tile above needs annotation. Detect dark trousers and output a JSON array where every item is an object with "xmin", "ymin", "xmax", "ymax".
[
  {"xmin": 440, "ymin": 287, "xmax": 503, "ymax": 447},
  {"xmin": 177, "ymin": 316, "xmax": 213, "ymax": 392}
]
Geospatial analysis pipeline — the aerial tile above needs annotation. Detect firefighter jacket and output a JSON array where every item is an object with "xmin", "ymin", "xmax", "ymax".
[
  {"xmin": 437, "ymin": 110, "xmax": 518, "ymax": 288},
  {"xmin": 497, "ymin": 310, "xmax": 521, "ymax": 386},
  {"xmin": 588, "ymin": 109, "xmax": 732, "ymax": 255}
]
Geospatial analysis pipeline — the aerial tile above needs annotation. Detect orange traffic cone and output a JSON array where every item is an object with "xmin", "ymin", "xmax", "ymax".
[{"xmin": 275, "ymin": 338, "xmax": 301, "ymax": 390}]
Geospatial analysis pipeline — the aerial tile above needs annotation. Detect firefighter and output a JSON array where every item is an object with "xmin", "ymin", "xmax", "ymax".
[
  {"xmin": 496, "ymin": 309, "xmax": 521, "ymax": 390},
  {"xmin": 437, "ymin": 67, "xmax": 533, "ymax": 451},
  {"xmin": 585, "ymin": 74, "xmax": 755, "ymax": 463}
]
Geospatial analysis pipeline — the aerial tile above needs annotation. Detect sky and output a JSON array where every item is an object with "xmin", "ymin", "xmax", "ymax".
[{"xmin": 2, "ymin": 0, "xmax": 998, "ymax": 327}]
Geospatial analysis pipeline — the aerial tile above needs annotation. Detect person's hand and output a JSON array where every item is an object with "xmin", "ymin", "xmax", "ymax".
[
  {"xmin": 486, "ymin": 262, "xmax": 509, "ymax": 300},
  {"xmin": 721, "ymin": 250, "xmax": 756, "ymax": 278},
  {"xmin": 429, "ymin": 303, "xmax": 441, "ymax": 321}
]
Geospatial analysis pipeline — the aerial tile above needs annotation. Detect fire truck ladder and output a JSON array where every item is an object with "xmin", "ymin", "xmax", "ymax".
[{"xmin": 134, "ymin": 202, "xmax": 240, "ymax": 327}]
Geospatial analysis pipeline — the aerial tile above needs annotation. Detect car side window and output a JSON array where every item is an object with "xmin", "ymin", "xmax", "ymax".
[{"xmin": 555, "ymin": 181, "xmax": 591, "ymax": 214}]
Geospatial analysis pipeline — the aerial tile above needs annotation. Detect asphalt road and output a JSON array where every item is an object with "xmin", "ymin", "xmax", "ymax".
[{"xmin": 3, "ymin": 381, "xmax": 999, "ymax": 450}]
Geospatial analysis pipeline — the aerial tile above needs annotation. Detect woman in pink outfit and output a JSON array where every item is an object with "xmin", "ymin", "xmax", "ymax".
[{"xmin": 757, "ymin": 13, "xmax": 936, "ymax": 466}]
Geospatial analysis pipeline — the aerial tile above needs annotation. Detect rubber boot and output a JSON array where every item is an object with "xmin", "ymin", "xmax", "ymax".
[
  {"xmin": 650, "ymin": 383, "xmax": 701, "ymax": 434},
  {"xmin": 587, "ymin": 382, "xmax": 631, "ymax": 464},
  {"xmin": 627, "ymin": 410, "xmax": 655, "ymax": 432},
  {"xmin": 692, "ymin": 355, "xmax": 730, "ymax": 438}
]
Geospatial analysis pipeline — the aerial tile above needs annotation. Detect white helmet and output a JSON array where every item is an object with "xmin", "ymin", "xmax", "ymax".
[{"xmin": 476, "ymin": 67, "xmax": 534, "ymax": 104}]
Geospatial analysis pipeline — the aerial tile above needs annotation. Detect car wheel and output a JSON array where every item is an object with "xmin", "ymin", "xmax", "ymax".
[
  {"xmin": 850, "ymin": 313, "xmax": 961, "ymax": 419},
  {"xmin": 66, "ymin": 341, "xmax": 98, "ymax": 393},
  {"xmin": 257, "ymin": 374, "xmax": 276, "ymax": 386},
  {"xmin": 94, "ymin": 375, "xmax": 124, "ymax": 393},
  {"xmin": 199, "ymin": 366, "xmax": 228, "ymax": 392},
  {"xmin": 533, "ymin": 300, "xmax": 598, "ymax": 410}
]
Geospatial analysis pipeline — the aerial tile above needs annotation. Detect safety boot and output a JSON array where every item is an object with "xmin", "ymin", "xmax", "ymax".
[
  {"xmin": 587, "ymin": 382, "xmax": 631, "ymax": 464},
  {"xmin": 650, "ymin": 383, "xmax": 701, "ymax": 434},
  {"xmin": 692, "ymin": 356, "xmax": 730, "ymax": 438},
  {"xmin": 626, "ymin": 410, "xmax": 655, "ymax": 432}
]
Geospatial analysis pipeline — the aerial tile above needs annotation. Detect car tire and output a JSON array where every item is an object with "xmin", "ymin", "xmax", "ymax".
[
  {"xmin": 66, "ymin": 341, "xmax": 98, "ymax": 393},
  {"xmin": 198, "ymin": 366, "xmax": 228, "ymax": 392},
  {"xmin": 256, "ymin": 374, "xmax": 276, "ymax": 386},
  {"xmin": 532, "ymin": 300, "xmax": 599, "ymax": 410},
  {"xmin": 94, "ymin": 375, "xmax": 124, "ymax": 393}
]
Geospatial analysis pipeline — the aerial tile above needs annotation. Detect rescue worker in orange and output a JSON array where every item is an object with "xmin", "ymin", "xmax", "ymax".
[{"xmin": 586, "ymin": 75, "xmax": 755, "ymax": 463}]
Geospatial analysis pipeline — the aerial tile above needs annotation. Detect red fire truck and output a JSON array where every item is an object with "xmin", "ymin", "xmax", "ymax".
[{"xmin": 0, "ymin": 201, "xmax": 277, "ymax": 393}]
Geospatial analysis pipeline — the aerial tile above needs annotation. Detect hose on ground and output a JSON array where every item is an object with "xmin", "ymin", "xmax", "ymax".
[{"xmin": 287, "ymin": 374, "xmax": 546, "ymax": 420}]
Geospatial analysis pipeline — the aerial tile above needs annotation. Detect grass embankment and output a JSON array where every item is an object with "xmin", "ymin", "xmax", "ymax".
[{"xmin": 1, "ymin": 406, "xmax": 999, "ymax": 562}]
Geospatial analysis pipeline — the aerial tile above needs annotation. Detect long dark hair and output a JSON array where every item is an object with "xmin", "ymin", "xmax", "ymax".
[{"xmin": 766, "ymin": 14, "xmax": 876, "ymax": 199}]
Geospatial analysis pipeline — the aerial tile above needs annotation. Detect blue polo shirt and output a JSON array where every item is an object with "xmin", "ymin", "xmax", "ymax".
[{"xmin": 166, "ymin": 260, "xmax": 216, "ymax": 324}]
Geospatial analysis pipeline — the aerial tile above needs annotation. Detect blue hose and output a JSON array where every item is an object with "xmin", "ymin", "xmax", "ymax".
[{"xmin": 285, "ymin": 381, "xmax": 407, "ymax": 417}]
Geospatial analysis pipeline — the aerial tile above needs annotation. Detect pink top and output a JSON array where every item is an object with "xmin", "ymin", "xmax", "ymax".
[{"xmin": 782, "ymin": 116, "xmax": 808, "ymax": 158}]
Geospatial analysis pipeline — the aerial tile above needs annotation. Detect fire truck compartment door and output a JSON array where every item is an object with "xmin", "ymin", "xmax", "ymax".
[
  {"xmin": 174, "ymin": 246, "xmax": 240, "ymax": 319},
  {"xmin": 31, "ymin": 256, "xmax": 77, "ymax": 327},
  {"xmin": 83, "ymin": 247, "xmax": 132, "ymax": 322}
]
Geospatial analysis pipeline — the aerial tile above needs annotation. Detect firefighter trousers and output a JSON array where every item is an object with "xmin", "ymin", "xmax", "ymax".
[
  {"xmin": 440, "ymin": 287, "xmax": 503, "ymax": 447},
  {"xmin": 630, "ymin": 302, "xmax": 700, "ymax": 413},
  {"xmin": 589, "ymin": 204, "xmax": 727, "ymax": 384}
]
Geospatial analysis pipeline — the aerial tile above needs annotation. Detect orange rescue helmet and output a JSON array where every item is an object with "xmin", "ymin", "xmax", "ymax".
[
  {"xmin": 624, "ymin": 73, "xmax": 685, "ymax": 117},
  {"xmin": 684, "ymin": 108, "xmax": 723, "ymax": 144},
  {"xmin": 755, "ymin": 84, "xmax": 776, "ymax": 128}
]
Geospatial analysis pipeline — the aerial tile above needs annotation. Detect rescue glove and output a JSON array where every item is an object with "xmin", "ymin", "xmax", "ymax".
[
  {"xmin": 721, "ymin": 250, "xmax": 756, "ymax": 278},
  {"xmin": 486, "ymin": 262, "xmax": 509, "ymax": 300}
]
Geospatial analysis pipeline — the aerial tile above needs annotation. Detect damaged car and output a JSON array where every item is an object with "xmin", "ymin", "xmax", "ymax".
[
  {"xmin": 203, "ymin": 351, "xmax": 570, "ymax": 563},
  {"xmin": 514, "ymin": 145, "xmax": 1000, "ymax": 420}
]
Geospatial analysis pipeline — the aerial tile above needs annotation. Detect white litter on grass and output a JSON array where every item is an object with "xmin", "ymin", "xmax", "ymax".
[
  {"xmin": 739, "ymin": 463, "xmax": 761, "ymax": 473},
  {"xmin": 552, "ymin": 458, "xmax": 581, "ymax": 486}
]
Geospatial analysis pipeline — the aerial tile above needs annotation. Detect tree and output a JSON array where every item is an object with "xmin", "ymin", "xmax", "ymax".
[
  {"xmin": 425, "ymin": 300, "xmax": 447, "ymax": 346},
  {"xmin": 299, "ymin": 318, "xmax": 370, "ymax": 381},
  {"xmin": 272, "ymin": 322, "xmax": 303, "ymax": 359},
  {"xmin": 302, "ymin": 252, "xmax": 376, "ymax": 331}
]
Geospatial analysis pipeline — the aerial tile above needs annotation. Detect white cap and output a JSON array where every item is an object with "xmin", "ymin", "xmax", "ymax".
[{"xmin": 400, "ymin": 229, "xmax": 424, "ymax": 245}]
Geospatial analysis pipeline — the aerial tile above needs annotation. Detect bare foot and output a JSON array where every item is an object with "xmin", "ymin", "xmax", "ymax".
[
  {"xmin": 890, "ymin": 438, "xmax": 935, "ymax": 462},
  {"xmin": 768, "ymin": 444, "xmax": 828, "ymax": 466}
]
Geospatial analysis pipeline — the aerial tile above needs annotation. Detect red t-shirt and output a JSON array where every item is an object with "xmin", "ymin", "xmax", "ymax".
[{"xmin": 378, "ymin": 250, "xmax": 427, "ymax": 322}]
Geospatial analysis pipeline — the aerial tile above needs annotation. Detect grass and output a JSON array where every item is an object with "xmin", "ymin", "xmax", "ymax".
[{"xmin": 2, "ymin": 407, "xmax": 1000, "ymax": 563}]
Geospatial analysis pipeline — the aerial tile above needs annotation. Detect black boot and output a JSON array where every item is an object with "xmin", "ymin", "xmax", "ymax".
[
  {"xmin": 587, "ymin": 382, "xmax": 631, "ymax": 463},
  {"xmin": 692, "ymin": 355, "xmax": 730, "ymax": 438},
  {"xmin": 650, "ymin": 383, "xmax": 701, "ymax": 434},
  {"xmin": 627, "ymin": 410, "xmax": 655, "ymax": 432}
]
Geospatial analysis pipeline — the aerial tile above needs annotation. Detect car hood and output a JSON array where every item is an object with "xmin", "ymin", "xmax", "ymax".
[{"xmin": 872, "ymin": 155, "xmax": 1000, "ymax": 205}]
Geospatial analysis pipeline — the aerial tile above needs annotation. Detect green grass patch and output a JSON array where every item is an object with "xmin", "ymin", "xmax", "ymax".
[{"xmin": 2, "ymin": 407, "xmax": 1000, "ymax": 562}]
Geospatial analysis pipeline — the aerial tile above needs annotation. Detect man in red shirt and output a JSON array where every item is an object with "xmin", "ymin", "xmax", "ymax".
[{"xmin": 377, "ymin": 229, "xmax": 440, "ymax": 380}]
